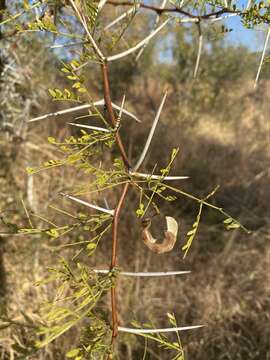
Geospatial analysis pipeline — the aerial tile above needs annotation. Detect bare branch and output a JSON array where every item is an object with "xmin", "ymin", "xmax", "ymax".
[
  {"xmin": 106, "ymin": 0, "xmax": 239, "ymax": 19},
  {"xmin": 132, "ymin": 91, "xmax": 167, "ymax": 172}
]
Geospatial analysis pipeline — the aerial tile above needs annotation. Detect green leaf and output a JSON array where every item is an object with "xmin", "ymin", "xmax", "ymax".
[
  {"xmin": 48, "ymin": 137, "xmax": 56, "ymax": 144},
  {"xmin": 67, "ymin": 75, "xmax": 77, "ymax": 80},
  {"xmin": 226, "ymin": 222, "xmax": 241, "ymax": 230},
  {"xmin": 61, "ymin": 67, "xmax": 70, "ymax": 73},
  {"xmin": 70, "ymin": 60, "xmax": 80, "ymax": 69},
  {"xmin": 72, "ymin": 82, "xmax": 81, "ymax": 89},
  {"xmin": 160, "ymin": 168, "xmax": 169, "ymax": 175},
  {"xmin": 87, "ymin": 243, "xmax": 96, "ymax": 250},
  {"xmin": 165, "ymin": 195, "xmax": 177, "ymax": 201},
  {"xmin": 66, "ymin": 348, "xmax": 80, "ymax": 358},
  {"xmin": 26, "ymin": 167, "xmax": 35, "ymax": 175},
  {"xmin": 46, "ymin": 228, "xmax": 59, "ymax": 238},
  {"xmin": 64, "ymin": 89, "xmax": 72, "ymax": 98},
  {"xmin": 171, "ymin": 147, "xmax": 179, "ymax": 160},
  {"xmin": 167, "ymin": 312, "xmax": 176, "ymax": 325},
  {"xmin": 48, "ymin": 88, "xmax": 56, "ymax": 98},
  {"xmin": 136, "ymin": 203, "xmax": 145, "ymax": 217},
  {"xmin": 55, "ymin": 88, "xmax": 63, "ymax": 97},
  {"xmin": 182, "ymin": 202, "xmax": 203, "ymax": 258},
  {"xmin": 78, "ymin": 87, "xmax": 87, "ymax": 93}
]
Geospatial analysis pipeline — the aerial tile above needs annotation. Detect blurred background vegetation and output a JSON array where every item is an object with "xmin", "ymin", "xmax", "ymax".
[{"xmin": 0, "ymin": 2, "xmax": 270, "ymax": 359}]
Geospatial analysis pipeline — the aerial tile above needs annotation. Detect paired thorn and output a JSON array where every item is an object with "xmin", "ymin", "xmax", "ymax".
[{"xmin": 28, "ymin": 99, "xmax": 141, "ymax": 123}]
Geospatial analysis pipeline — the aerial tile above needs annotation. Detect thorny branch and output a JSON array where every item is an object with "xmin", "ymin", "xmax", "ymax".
[{"xmin": 65, "ymin": 0, "xmax": 132, "ymax": 353}]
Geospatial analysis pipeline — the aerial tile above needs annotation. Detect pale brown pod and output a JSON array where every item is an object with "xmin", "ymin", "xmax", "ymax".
[{"xmin": 141, "ymin": 216, "xmax": 178, "ymax": 254}]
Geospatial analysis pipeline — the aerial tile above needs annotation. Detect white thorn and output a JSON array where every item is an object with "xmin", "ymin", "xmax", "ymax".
[
  {"xmin": 136, "ymin": 0, "xmax": 168, "ymax": 61},
  {"xmin": 254, "ymin": 27, "xmax": 270, "ymax": 89},
  {"xmin": 107, "ymin": 18, "xmax": 170, "ymax": 62},
  {"xmin": 93, "ymin": 270, "xmax": 191, "ymax": 276},
  {"xmin": 119, "ymin": 94, "xmax": 126, "ymax": 120},
  {"xmin": 28, "ymin": 104, "xmax": 92, "ymax": 123},
  {"xmin": 48, "ymin": 41, "xmax": 88, "ymax": 49},
  {"xmin": 105, "ymin": 6, "xmax": 139, "ymax": 31},
  {"xmin": 133, "ymin": 91, "xmax": 168, "ymax": 172},
  {"xmin": 68, "ymin": 123, "xmax": 110, "ymax": 132},
  {"xmin": 208, "ymin": 13, "xmax": 237, "ymax": 23},
  {"xmin": 193, "ymin": 33, "xmax": 203, "ymax": 78},
  {"xmin": 98, "ymin": 0, "xmax": 107, "ymax": 11},
  {"xmin": 118, "ymin": 325, "xmax": 205, "ymax": 334},
  {"xmin": 60, "ymin": 193, "xmax": 114, "ymax": 215},
  {"xmin": 69, "ymin": 0, "xmax": 105, "ymax": 60},
  {"xmin": 246, "ymin": 0, "xmax": 252, "ymax": 10},
  {"xmin": 129, "ymin": 171, "xmax": 189, "ymax": 181}
]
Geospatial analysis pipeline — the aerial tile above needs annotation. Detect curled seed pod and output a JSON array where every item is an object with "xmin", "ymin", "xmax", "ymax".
[{"xmin": 141, "ymin": 216, "xmax": 178, "ymax": 254}]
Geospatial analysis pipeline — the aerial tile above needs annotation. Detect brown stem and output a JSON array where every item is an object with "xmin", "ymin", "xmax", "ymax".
[
  {"xmin": 108, "ymin": 182, "xmax": 129, "ymax": 355},
  {"xmin": 101, "ymin": 60, "xmax": 131, "ymax": 357},
  {"xmin": 101, "ymin": 61, "xmax": 131, "ymax": 169},
  {"xmin": 111, "ymin": 182, "xmax": 129, "ymax": 269}
]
